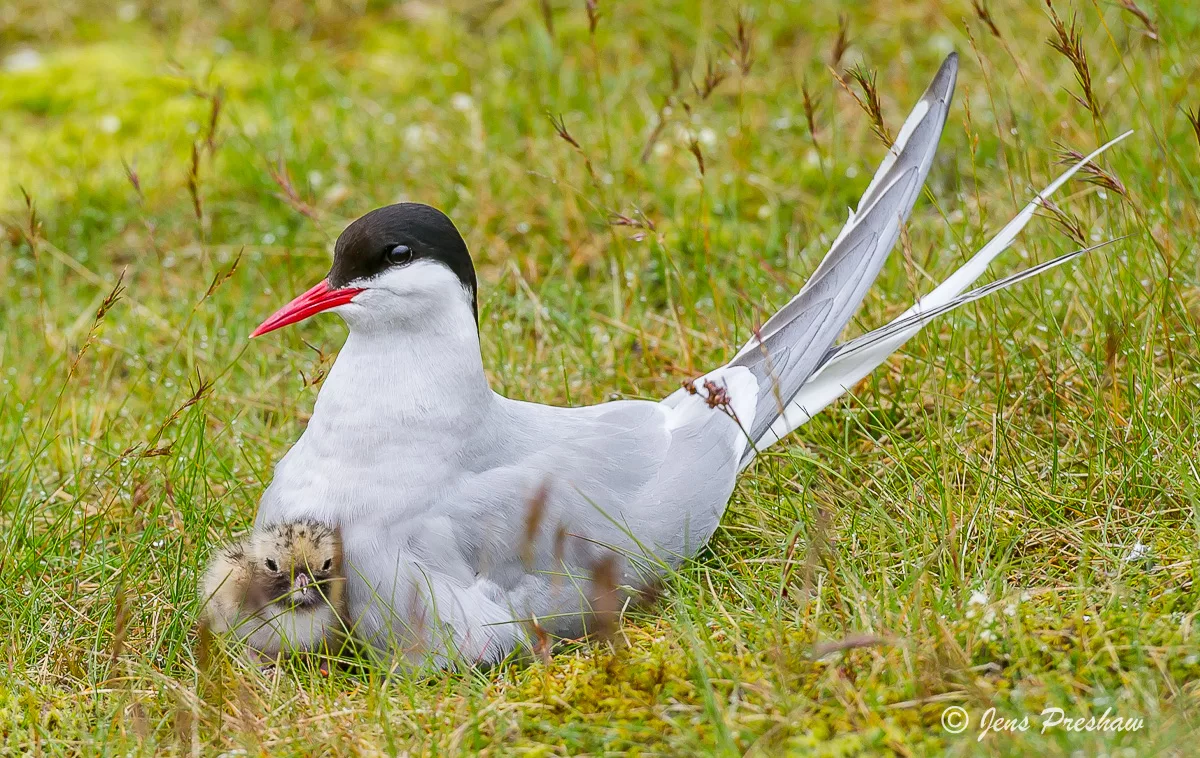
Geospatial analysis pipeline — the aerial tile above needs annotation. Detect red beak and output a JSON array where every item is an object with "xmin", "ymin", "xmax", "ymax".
[{"xmin": 250, "ymin": 280, "xmax": 363, "ymax": 338}]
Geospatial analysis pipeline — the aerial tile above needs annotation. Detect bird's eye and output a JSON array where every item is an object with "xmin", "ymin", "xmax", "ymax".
[
  {"xmin": 386, "ymin": 244, "xmax": 413, "ymax": 265},
  {"xmin": 265, "ymin": 558, "xmax": 278, "ymax": 572},
  {"xmin": 322, "ymin": 558, "xmax": 333, "ymax": 571}
]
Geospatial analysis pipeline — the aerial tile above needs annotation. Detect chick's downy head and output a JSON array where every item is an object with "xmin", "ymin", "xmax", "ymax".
[{"xmin": 250, "ymin": 520, "xmax": 344, "ymax": 611}]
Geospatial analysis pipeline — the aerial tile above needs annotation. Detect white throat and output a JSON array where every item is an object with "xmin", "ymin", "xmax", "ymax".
[{"xmin": 315, "ymin": 267, "xmax": 491, "ymax": 430}]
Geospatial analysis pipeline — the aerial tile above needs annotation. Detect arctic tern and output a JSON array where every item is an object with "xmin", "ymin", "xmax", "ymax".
[{"xmin": 249, "ymin": 53, "xmax": 1129, "ymax": 668}]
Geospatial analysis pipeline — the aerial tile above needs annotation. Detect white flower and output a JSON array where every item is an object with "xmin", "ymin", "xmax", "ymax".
[
  {"xmin": 1123, "ymin": 542, "xmax": 1151, "ymax": 563},
  {"xmin": 966, "ymin": 590, "xmax": 988, "ymax": 620},
  {"xmin": 451, "ymin": 93, "xmax": 475, "ymax": 112},
  {"xmin": 404, "ymin": 124, "xmax": 438, "ymax": 149},
  {"xmin": 3, "ymin": 48, "xmax": 42, "ymax": 72}
]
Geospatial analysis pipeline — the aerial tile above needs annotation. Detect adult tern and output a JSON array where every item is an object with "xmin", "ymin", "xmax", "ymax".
[{"xmin": 249, "ymin": 53, "xmax": 1129, "ymax": 667}]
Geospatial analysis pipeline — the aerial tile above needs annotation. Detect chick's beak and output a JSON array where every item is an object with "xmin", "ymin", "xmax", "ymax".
[
  {"xmin": 291, "ymin": 571, "xmax": 314, "ymax": 605},
  {"xmin": 251, "ymin": 280, "xmax": 363, "ymax": 338}
]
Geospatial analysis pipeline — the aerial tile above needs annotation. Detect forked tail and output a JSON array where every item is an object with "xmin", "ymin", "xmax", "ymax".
[
  {"xmin": 729, "ymin": 54, "xmax": 1132, "ymax": 466},
  {"xmin": 729, "ymin": 53, "xmax": 958, "ymax": 447}
]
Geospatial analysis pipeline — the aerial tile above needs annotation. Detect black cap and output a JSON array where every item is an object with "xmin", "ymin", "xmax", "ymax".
[{"xmin": 328, "ymin": 202, "xmax": 478, "ymax": 321}]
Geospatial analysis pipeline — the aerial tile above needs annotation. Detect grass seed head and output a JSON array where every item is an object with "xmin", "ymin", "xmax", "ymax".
[
  {"xmin": 1184, "ymin": 107, "xmax": 1200, "ymax": 151},
  {"xmin": 973, "ymin": 0, "xmax": 1002, "ymax": 38},
  {"xmin": 724, "ymin": 9, "xmax": 754, "ymax": 76},
  {"xmin": 1045, "ymin": 1, "xmax": 1101, "ymax": 120},
  {"xmin": 1118, "ymin": 0, "xmax": 1158, "ymax": 41},
  {"xmin": 837, "ymin": 63, "xmax": 892, "ymax": 147},
  {"xmin": 694, "ymin": 53, "xmax": 729, "ymax": 100},
  {"xmin": 585, "ymin": 0, "xmax": 600, "ymax": 35},
  {"xmin": 187, "ymin": 142, "xmax": 203, "ymax": 223},
  {"xmin": 1037, "ymin": 196, "xmax": 1088, "ymax": 247},
  {"xmin": 830, "ymin": 13, "xmax": 850, "ymax": 70},
  {"xmin": 801, "ymin": 77, "xmax": 820, "ymax": 144},
  {"xmin": 1056, "ymin": 145, "xmax": 1128, "ymax": 197}
]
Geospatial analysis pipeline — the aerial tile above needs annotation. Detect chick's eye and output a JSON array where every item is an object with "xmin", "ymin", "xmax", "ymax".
[
  {"xmin": 386, "ymin": 244, "xmax": 413, "ymax": 265},
  {"xmin": 264, "ymin": 558, "xmax": 278, "ymax": 572},
  {"xmin": 322, "ymin": 558, "xmax": 333, "ymax": 571}
]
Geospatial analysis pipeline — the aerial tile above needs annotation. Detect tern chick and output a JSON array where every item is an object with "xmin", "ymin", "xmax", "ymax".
[{"xmin": 200, "ymin": 520, "xmax": 347, "ymax": 663}]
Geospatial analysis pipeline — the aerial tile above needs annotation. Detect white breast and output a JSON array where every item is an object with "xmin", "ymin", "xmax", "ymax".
[{"xmin": 241, "ymin": 603, "xmax": 340, "ymax": 657}]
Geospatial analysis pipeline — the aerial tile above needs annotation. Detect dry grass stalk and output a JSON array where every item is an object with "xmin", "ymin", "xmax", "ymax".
[
  {"xmin": 187, "ymin": 142, "xmax": 203, "ymax": 223},
  {"xmin": 105, "ymin": 581, "xmax": 130, "ymax": 684},
  {"xmin": 810, "ymin": 633, "xmax": 891, "ymax": 659},
  {"xmin": 204, "ymin": 85, "xmax": 224, "ymax": 154},
  {"xmin": 1117, "ymin": 0, "xmax": 1157, "ymax": 41},
  {"xmin": 638, "ymin": 55, "xmax": 682, "ymax": 163},
  {"xmin": 122, "ymin": 158, "xmax": 143, "ymax": 200},
  {"xmin": 1037, "ymin": 196, "xmax": 1088, "ymax": 247},
  {"xmin": 694, "ymin": 54, "xmax": 729, "ymax": 100},
  {"xmin": 69, "ymin": 269, "xmax": 126, "ymax": 376},
  {"xmin": 1045, "ymin": 1, "xmax": 1101, "ymax": 120},
  {"xmin": 724, "ymin": 9, "xmax": 754, "ymax": 76},
  {"xmin": 829, "ymin": 13, "xmax": 850, "ymax": 71},
  {"xmin": 835, "ymin": 63, "xmax": 892, "ymax": 147},
  {"xmin": 585, "ymin": 0, "xmax": 599, "ymax": 35},
  {"xmin": 267, "ymin": 156, "xmax": 320, "ymax": 221},
  {"xmin": 973, "ymin": 0, "xmax": 1002, "ymax": 38},
  {"xmin": 129, "ymin": 699, "xmax": 150, "ymax": 741},
  {"xmin": 589, "ymin": 555, "xmax": 620, "ymax": 644},
  {"xmin": 20, "ymin": 187, "xmax": 41, "ymax": 244},
  {"xmin": 300, "ymin": 339, "xmax": 332, "ymax": 389},
  {"xmin": 204, "ymin": 248, "xmax": 242, "ymax": 299},
  {"xmin": 530, "ymin": 620, "xmax": 553, "ymax": 665},
  {"xmin": 1056, "ymin": 145, "xmax": 1127, "ymax": 197},
  {"xmin": 688, "ymin": 139, "xmax": 705, "ymax": 176},
  {"xmin": 801, "ymin": 76, "xmax": 820, "ymax": 146},
  {"xmin": 521, "ymin": 480, "xmax": 550, "ymax": 570},
  {"xmin": 121, "ymin": 371, "xmax": 215, "ymax": 459},
  {"xmin": 548, "ymin": 112, "xmax": 599, "ymax": 183},
  {"xmin": 610, "ymin": 209, "xmax": 656, "ymax": 241},
  {"xmin": 1184, "ymin": 107, "xmax": 1200, "ymax": 151}
]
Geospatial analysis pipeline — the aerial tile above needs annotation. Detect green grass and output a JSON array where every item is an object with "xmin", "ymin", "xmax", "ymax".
[{"xmin": 2, "ymin": 0, "xmax": 1199, "ymax": 754}]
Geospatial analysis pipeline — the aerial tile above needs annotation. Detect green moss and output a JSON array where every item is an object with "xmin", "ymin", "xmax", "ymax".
[{"xmin": 2, "ymin": 0, "xmax": 1199, "ymax": 754}]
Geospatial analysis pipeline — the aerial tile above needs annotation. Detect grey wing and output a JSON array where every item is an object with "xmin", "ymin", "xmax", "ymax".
[
  {"xmin": 467, "ymin": 400, "xmax": 680, "ymax": 575},
  {"xmin": 450, "ymin": 393, "xmax": 747, "ymax": 641},
  {"xmin": 732, "ymin": 53, "xmax": 958, "ymax": 447},
  {"xmin": 344, "ymin": 401, "xmax": 675, "ymax": 651}
]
